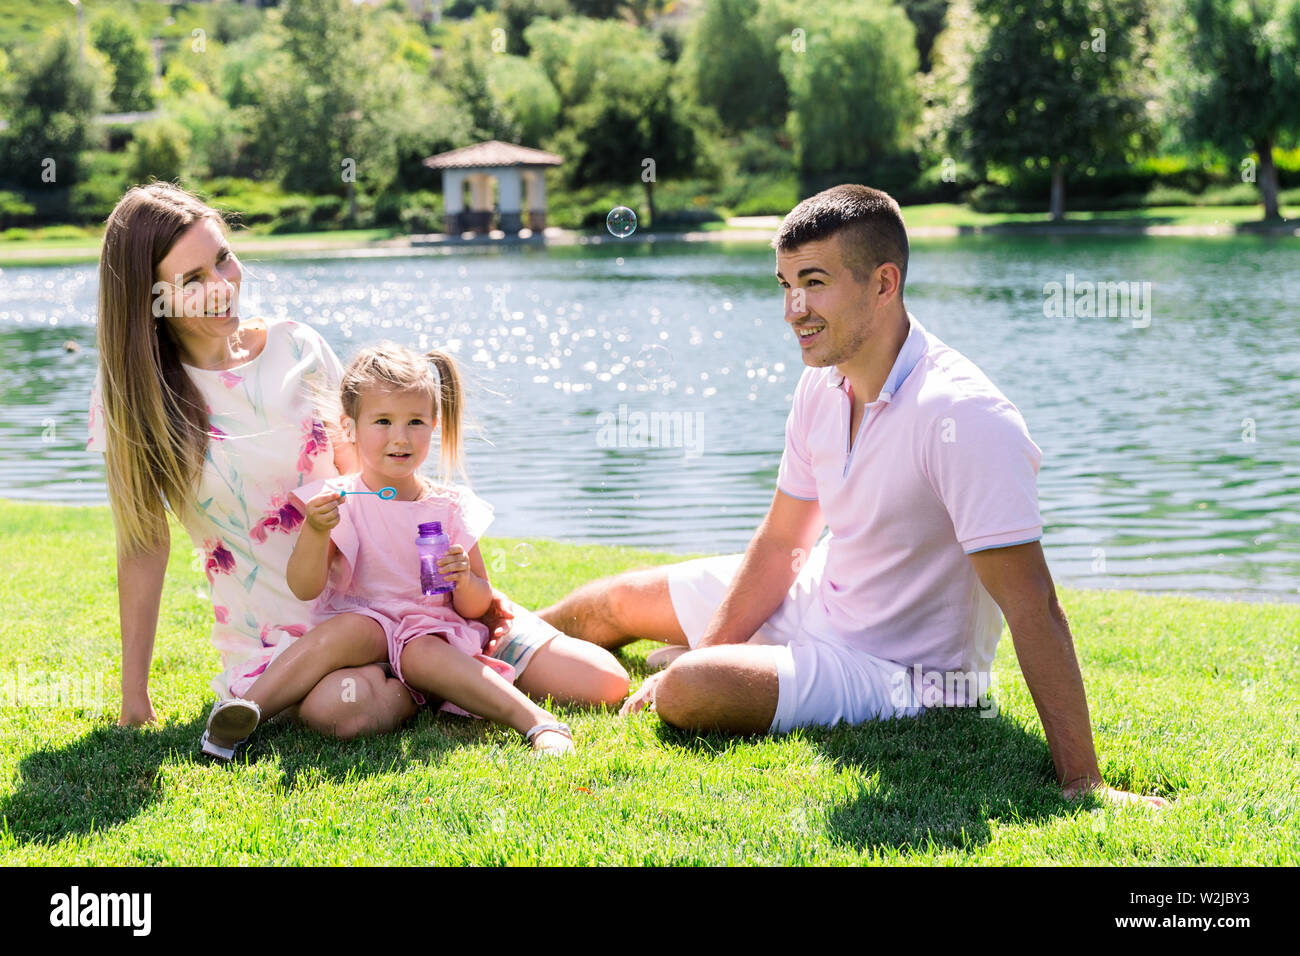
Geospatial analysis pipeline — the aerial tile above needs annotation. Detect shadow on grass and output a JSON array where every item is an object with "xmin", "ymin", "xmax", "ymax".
[
  {"xmin": 0, "ymin": 708, "xmax": 493, "ymax": 845},
  {"xmin": 655, "ymin": 706, "xmax": 1069, "ymax": 856}
]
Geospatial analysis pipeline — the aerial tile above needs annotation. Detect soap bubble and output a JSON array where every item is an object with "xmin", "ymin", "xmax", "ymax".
[
  {"xmin": 606, "ymin": 206, "xmax": 637, "ymax": 238},
  {"xmin": 634, "ymin": 344, "xmax": 673, "ymax": 384},
  {"xmin": 512, "ymin": 542, "xmax": 536, "ymax": 568}
]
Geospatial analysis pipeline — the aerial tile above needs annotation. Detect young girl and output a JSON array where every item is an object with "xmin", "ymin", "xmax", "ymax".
[{"xmin": 200, "ymin": 343, "xmax": 575, "ymax": 757}]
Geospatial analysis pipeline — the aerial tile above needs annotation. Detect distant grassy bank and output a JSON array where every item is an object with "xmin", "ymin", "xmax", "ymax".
[
  {"xmin": 2, "ymin": 203, "xmax": 1296, "ymax": 268},
  {"xmin": 1, "ymin": 499, "xmax": 1297, "ymax": 865}
]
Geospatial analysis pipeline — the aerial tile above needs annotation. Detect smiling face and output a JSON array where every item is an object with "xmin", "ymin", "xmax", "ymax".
[
  {"xmin": 346, "ymin": 386, "xmax": 437, "ymax": 491},
  {"xmin": 153, "ymin": 217, "xmax": 241, "ymax": 341},
  {"xmin": 776, "ymin": 233, "xmax": 894, "ymax": 370}
]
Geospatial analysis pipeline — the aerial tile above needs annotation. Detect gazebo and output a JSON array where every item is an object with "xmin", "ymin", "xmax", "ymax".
[{"xmin": 422, "ymin": 140, "xmax": 563, "ymax": 236}]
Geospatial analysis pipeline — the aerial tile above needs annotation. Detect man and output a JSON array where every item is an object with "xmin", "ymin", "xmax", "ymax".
[{"xmin": 540, "ymin": 185, "xmax": 1166, "ymax": 809}]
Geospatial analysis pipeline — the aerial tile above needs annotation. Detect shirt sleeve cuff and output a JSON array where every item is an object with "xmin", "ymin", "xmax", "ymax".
[
  {"xmin": 777, "ymin": 484, "xmax": 818, "ymax": 502},
  {"xmin": 962, "ymin": 527, "xmax": 1043, "ymax": 554}
]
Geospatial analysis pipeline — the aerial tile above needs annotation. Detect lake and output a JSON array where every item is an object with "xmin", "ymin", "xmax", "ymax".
[{"xmin": 1, "ymin": 234, "xmax": 1297, "ymax": 602}]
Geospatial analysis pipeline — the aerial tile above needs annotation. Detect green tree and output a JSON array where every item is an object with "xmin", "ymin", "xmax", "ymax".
[
  {"xmin": 89, "ymin": 13, "xmax": 155, "ymax": 113},
  {"xmin": 252, "ymin": 0, "xmax": 448, "ymax": 218},
  {"xmin": 962, "ymin": 0, "xmax": 1154, "ymax": 219},
  {"xmin": 918, "ymin": 0, "xmax": 981, "ymax": 168},
  {"xmin": 1173, "ymin": 0, "xmax": 1300, "ymax": 220},
  {"xmin": 900, "ymin": 0, "xmax": 952, "ymax": 72},
  {"xmin": 487, "ymin": 55, "xmax": 562, "ymax": 146},
  {"xmin": 436, "ymin": 12, "xmax": 519, "ymax": 143},
  {"xmin": 779, "ymin": 1, "xmax": 922, "ymax": 179},
  {"xmin": 527, "ymin": 16, "xmax": 699, "ymax": 225},
  {"xmin": 499, "ymin": 0, "xmax": 572, "ymax": 56},
  {"xmin": 682, "ymin": 0, "xmax": 787, "ymax": 133},
  {"xmin": 0, "ymin": 28, "xmax": 108, "ymax": 190},
  {"xmin": 127, "ymin": 118, "xmax": 191, "ymax": 185},
  {"xmin": 165, "ymin": 88, "xmax": 261, "ymax": 180}
]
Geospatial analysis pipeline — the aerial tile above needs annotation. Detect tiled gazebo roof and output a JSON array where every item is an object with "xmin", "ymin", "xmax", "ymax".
[{"xmin": 423, "ymin": 140, "xmax": 563, "ymax": 170}]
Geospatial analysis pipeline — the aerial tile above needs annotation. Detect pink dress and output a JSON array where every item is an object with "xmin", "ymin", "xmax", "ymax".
[
  {"xmin": 289, "ymin": 473, "xmax": 512, "ymax": 712},
  {"xmin": 88, "ymin": 317, "xmax": 345, "ymax": 700}
]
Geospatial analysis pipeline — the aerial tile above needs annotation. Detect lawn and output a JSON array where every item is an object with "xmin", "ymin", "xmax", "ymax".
[{"xmin": 1, "ymin": 499, "xmax": 1296, "ymax": 865}]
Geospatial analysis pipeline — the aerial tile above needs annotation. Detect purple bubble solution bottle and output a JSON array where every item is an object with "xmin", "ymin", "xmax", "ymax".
[{"xmin": 416, "ymin": 521, "xmax": 455, "ymax": 595}]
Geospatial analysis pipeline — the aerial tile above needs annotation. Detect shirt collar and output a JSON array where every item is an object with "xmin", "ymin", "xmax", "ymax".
[{"xmin": 827, "ymin": 312, "xmax": 927, "ymax": 402}]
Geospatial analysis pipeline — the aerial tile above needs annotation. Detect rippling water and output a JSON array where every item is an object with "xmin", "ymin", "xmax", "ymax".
[{"xmin": 1, "ymin": 235, "xmax": 1297, "ymax": 601}]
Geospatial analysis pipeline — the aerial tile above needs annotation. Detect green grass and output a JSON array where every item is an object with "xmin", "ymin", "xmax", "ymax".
[
  {"xmin": 0, "ymin": 226, "xmax": 404, "ymax": 264},
  {"xmin": 1, "ymin": 499, "xmax": 1297, "ymax": 865}
]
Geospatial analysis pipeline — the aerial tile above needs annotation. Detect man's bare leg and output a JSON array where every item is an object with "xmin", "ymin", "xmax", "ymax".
[
  {"xmin": 653, "ymin": 645, "xmax": 780, "ymax": 735},
  {"xmin": 297, "ymin": 663, "xmax": 418, "ymax": 740},
  {"xmin": 538, "ymin": 566, "xmax": 688, "ymax": 650},
  {"xmin": 513, "ymin": 635, "xmax": 630, "ymax": 707}
]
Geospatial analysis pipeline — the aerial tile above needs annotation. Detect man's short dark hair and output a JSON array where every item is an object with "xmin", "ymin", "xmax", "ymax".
[{"xmin": 772, "ymin": 184, "xmax": 909, "ymax": 290}]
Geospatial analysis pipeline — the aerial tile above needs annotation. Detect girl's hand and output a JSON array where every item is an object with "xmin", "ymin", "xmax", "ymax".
[
  {"xmin": 305, "ymin": 489, "xmax": 343, "ymax": 533},
  {"xmin": 436, "ymin": 544, "xmax": 475, "ymax": 589}
]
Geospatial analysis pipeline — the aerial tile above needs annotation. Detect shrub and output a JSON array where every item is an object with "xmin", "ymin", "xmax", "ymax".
[
  {"xmin": 266, "ymin": 196, "xmax": 315, "ymax": 234},
  {"xmin": 127, "ymin": 119, "xmax": 192, "ymax": 186},
  {"xmin": 0, "ymin": 190, "xmax": 37, "ymax": 229},
  {"xmin": 729, "ymin": 175, "xmax": 799, "ymax": 216},
  {"xmin": 396, "ymin": 190, "xmax": 443, "ymax": 234}
]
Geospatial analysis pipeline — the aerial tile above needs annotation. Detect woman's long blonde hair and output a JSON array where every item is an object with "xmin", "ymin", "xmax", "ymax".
[
  {"xmin": 97, "ymin": 182, "xmax": 225, "ymax": 554},
  {"xmin": 340, "ymin": 343, "xmax": 465, "ymax": 482}
]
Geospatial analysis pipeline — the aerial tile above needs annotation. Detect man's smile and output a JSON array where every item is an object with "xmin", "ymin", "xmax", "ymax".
[{"xmin": 795, "ymin": 323, "xmax": 827, "ymax": 348}]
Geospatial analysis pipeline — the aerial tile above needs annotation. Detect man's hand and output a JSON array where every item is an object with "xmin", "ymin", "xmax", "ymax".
[
  {"xmin": 1064, "ymin": 779, "xmax": 1169, "ymax": 810},
  {"xmin": 118, "ymin": 692, "xmax": 157, "ymax": 728},
  {"xmin": 304, "ymin": 489, "xmax": 343, "ymax": 533},
  {"xmin": 619, "ymin": 671, "xmax": 666, "ymax": 717},
  {"xmin": 478, "ymin": 589, "xmax": 515, "ymax": 655}
]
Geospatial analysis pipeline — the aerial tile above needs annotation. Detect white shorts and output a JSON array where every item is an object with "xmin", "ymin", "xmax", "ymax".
[{"xmin": 666, "ymin": 545, "xmax": 925, "ymax": 733}]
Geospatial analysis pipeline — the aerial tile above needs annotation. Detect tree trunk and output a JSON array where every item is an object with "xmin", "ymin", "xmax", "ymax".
[
  {"xmin": 347, "ymin": 178, "xmax": 357, "ymax": 225},
  {"xmin": 643, "ymin": 178, "xmax": 655, "ymax": 231},
  {"xmin": 1049, "ymin": 161, "xmax": 1065, "ymax": 221},
  {"xmin": 1255, "ymin": 136, "xmax": 1281, "ymax": 221}
]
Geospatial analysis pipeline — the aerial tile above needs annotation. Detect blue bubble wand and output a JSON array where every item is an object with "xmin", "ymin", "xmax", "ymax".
[{"xmin": 337, "ymin": 486, "xmax": 398, "ymax": 500}]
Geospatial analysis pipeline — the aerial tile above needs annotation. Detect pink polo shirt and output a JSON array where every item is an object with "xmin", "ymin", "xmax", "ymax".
[{"xmin": 776, "ymin": 313, "xmax": 1043, "ymax": 690}]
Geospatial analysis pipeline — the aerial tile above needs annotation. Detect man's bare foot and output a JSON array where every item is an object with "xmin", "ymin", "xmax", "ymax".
[
  {"xmin": 646, "ymin": 645, "xmax": 688, "ymax": 672},
  {"xmin": 1064, "ymin": 781, "xmax": 1169, "ymax": 810}
]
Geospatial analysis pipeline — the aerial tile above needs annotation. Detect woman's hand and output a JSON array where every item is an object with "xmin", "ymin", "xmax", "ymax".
[
  {"xmin": 304, "ymin": 489, "xmax": 343, "ymax": 533},
  {"xmin": 118, "ymin": 691, "xmax": 158, "ymax": 728}
]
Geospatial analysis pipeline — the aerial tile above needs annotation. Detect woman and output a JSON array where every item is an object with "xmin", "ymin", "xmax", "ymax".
[{"xmin": 90, "ymin": 181, "xmax": 628, "ymax": 739}]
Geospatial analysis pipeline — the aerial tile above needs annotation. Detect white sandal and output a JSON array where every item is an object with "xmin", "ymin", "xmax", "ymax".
[
  {"xmin": 200, "ymin": 698, "xmax": 262, "ymax": 761},
  {"xmin": 524, "ymin": 721, "xmax": 574, "ymax": 757}
]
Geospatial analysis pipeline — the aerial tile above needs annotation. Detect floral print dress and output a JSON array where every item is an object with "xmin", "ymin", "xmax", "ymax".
[{"xmin": 88, "ymin": 317, "xmax": 345, "ymax": 699}]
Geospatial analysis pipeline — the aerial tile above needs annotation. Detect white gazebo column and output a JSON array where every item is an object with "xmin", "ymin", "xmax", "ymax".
[
  {"xmin": 525, "ymin": 169, "xmax": 547, "ymax": 231},
  {"xmin": 442, "ymin": 169, "xmax": 466, "ymax": 234},
  {"xmin": 497, "ymin": 167, "xmax": 523, "ymax": 233}
]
